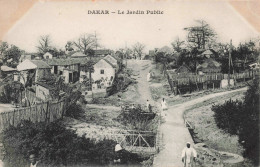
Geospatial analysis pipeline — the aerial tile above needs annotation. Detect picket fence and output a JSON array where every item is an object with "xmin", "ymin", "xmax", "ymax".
[{"xmin": 0, "ymin": 99, "xmax": 67, "ymax": 132}]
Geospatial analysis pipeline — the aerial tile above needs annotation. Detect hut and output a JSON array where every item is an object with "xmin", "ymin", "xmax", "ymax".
[{"xmin": 197, "ymin": 58, "xmax": 221, "ymax": 74}]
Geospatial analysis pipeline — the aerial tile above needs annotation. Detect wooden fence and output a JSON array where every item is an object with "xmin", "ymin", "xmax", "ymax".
[
  {"xmin": 166, "ymin": 70, "xmax": 256, "ymax": 94},
  {"xmin": 0, "ymin": 99, "xmax": 67, "ymax": 132}
]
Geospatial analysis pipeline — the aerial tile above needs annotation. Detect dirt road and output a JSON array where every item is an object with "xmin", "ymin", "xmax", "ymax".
[{"xmin": 127, "ymin": 59, "xmax": 247, "ymax": 167}]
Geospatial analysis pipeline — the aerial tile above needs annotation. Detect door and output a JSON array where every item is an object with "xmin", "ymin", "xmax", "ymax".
[{"xmin": 69, "ymin": 73, "xmax": 73, "ymax": 83}]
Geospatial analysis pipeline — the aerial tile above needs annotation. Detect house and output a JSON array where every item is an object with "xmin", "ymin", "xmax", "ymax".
[
  {"xmin": 45, "ymin": 58, "xmax": 85, "ymax": 83},
  {"xmin": 17, "ymin": 59, "xmax": 51, "ymax": 85},
  {"xmin": 0, "ymin": 65, "xmax": 16, "ymax": 78},
  {"xmin": 200, "ymin": 49, "xmax": 216, "ymax": 59},
  {"xmin": 197, "ymin": 58, "xmax": 221, "ymax": 74},
  {"xmin": 43, "ymin": 52, "xmax": 53, "ymax": 59},
  {"xmin": 83, "ymin": 59, "xmax": 115, "ymax": 86}
]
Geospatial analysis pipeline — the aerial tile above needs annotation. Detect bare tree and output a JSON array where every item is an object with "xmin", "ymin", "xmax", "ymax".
[
  {"xmin": 36, "ymin": 35, "xmax": 52, "ymax": 54},
  {"xmin": 132, "ymin": 42, "xmax": 145, "ymax": 60},
  {"xmin": 171, "ymin": 37, "xmax": 185, "ymax": 53},
  {"xmin": 184, "ymin": 20, "xmax": 216, "ymax": 49},
  {"xmin": 74, "ymin": 33, "xmax": 99, "ymax": 53}
]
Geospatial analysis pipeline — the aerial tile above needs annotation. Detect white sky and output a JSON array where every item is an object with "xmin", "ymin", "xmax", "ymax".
[{"xmin": 3, "ymin": 1, "xmax": 260, "ymax": 53}]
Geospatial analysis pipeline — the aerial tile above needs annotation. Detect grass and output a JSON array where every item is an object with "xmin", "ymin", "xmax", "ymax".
[{"xmin": 184, "ymin": 89, "xmax": 255, "ymax": 167}]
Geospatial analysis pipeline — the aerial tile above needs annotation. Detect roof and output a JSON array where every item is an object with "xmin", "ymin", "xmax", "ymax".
[
  {"xmin": 94, "ymin": 49, "xmax": 111, "ymax": 55},
  {"xmin": 71, "ymin": 52, "xmax": 87, "ymax": 58},
  {"xmin": 197, "ymin": 58, "xmax": 221, "ymax": 69},
  {"xmin": 43, "ymin": 52, "xmax": 53, "ymax": 57},
  {"xmin": 103, "ymin": 55, "xmax": 118, "ymax": 67},
  {"xmin": 176, "ymin": 64, "xmax": 191, "ymax": 73},
  {"xmin": 102, "ymin": 59, "xmax": 117, "ymax": 68},
  {"xmin": 201, "ymin": 50, "xmax": 214, "ymax": 55},
  {"xmin": 36, "ymin": 82, "xmax": 56, "ymax": 90},
  {"xmin": 0, "ymin": 65, "xmax": 16, "ymax": 72},
  {"xmin": 45, "ymin": 58, "xmax": 89, "ymax": 66},
  {"xmin": 158, "ymin": 46, "xmax": 173, "ymax": 54},
  {"xmin": 17, "ymin": 59, "xmax": 51, "ymax": 71}
]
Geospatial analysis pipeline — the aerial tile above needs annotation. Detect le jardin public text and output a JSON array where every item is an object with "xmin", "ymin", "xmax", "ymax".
[{"xmin": 88, "ymin": 10, "xmax": 164, "ymax": 15}]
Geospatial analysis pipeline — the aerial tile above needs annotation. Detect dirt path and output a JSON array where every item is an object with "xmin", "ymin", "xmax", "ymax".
[{"xmin": 153, "ymin": 87, "xmax": 247, "ymax": 167}]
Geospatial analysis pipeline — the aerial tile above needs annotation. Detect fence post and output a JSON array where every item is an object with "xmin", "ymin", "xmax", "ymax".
[{"xmin": 45, "ymin": 101, "xmax": 49, "ymax": 123}]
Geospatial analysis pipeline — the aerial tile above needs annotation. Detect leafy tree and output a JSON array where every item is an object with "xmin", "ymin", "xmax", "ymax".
[
  {"xmin": 132, "ymin": 42, "xmax": 145, "ymax": 60},
  {"xmin": 65, "ymin": 41, "xmax": 74, "ymax": 52},
  {"xmin": 1, "ymin": 45, "xmax": 22, "ymax": 66},
  {"xmin": 184, "ymin": 20, "xmax": 216, "ymax": 49},
  {"xmin": 0, "ymin": 40, "xmax": 8, "ymax": 58}
]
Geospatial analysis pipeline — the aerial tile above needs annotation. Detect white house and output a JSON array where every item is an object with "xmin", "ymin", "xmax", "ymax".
[{"xmin": 43, "ymin": 52, "xmax": 53, "ymax": 59}]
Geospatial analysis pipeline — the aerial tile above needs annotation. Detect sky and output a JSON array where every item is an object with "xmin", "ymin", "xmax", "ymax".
[{"xmin": 3, "ymin": 1, "xmax": 260, "ymax": 53}]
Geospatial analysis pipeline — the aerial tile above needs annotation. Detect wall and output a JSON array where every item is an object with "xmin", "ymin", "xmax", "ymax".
[
  {"xmin": 36, "ymin": 85, "xmax": 50, "ymax": 101},
  {"xmin": 92, "ymin": 59, "xmax": 115, "ymax": 82}
]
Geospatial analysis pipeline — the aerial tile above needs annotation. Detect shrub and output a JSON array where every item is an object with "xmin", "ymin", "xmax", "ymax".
[
  {"xmin": 65, "ymin": 104, "xmax": 85, "ymax": 119},
  {"xmin": 211, "ymin": 78, "xmax": 259, "ymax": 165}
]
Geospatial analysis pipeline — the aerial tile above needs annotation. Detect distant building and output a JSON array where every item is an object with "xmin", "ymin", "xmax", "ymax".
[
  {"xmin": 43, "ymin": 52, "xmax": 53, "ymax": 59},
  {"xmin": 19, "ymin": 54, "xmax": 35, "ymax": 62},
  {"xmin": 45, "ymin": 58, "xmax": 86, "ymax": 83}
]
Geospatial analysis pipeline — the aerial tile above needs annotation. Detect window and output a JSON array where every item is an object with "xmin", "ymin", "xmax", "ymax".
[
  {"xmin": 46, "ymin": 56, "xmax": 49, "ymax": 59},
  {"xmin": 100, "ymin": 69, "xmax": 104, "ymax": 74}
]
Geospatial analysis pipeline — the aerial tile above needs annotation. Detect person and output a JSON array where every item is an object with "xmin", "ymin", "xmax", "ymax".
[
  {"xmin": 161, "ymin": 98, "xmax": 167, "ymax": 111},
  {"xmin": 29, "ymin": 154, "xmax": 39, "ymax": 167},
  {"xmin": 114, "ymin": 143, "xmax": 123, "ymax": 163},
  {"xmin": 147, "ymin": 72, "xmax": 151, "ymax": 82},
  {"xmin": 146, "ymin": 100, "xmax": 150, "ymax": 111},
  {"xmin": 181, "ymin": 142, "xmax": 197, "ymax": 167}
]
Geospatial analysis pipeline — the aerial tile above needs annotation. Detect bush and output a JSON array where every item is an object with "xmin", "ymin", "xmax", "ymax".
[
  {"xmin": 1, "ymin": 120, "xmax": 117, "ymax": 166},
  {"xmin": 211, "ymin": 99, "xmax": 243, "ymax": 135},
  {"xmin": 65, "ymin": 104, "xmax": 85, "ymax": 119}
]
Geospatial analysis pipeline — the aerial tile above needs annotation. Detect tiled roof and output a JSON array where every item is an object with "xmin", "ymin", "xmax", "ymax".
[
  {"xmin": 31, "ymin": 60, "xmax": 51, "ymax": 69},
  {"xmin": 45, "ymin": 58, "xmax": 89, "ymax": 66},
  {"xmin": 71, "ymin": 52, "xmax": 87, "ymax": 57}
]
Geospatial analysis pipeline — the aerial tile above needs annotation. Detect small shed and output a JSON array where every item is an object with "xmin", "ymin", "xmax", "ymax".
[
  {"xmin": 176, "ymin": 64, "xmax": 191, "ymax": 74},
  {"xmin": 43, "ymin": 52, "xmax": 53, "ymax": 59}
]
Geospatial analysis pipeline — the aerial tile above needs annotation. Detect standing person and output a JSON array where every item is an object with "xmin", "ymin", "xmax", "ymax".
[
  {"xmin": 146, "ymin": 100, "xmax": 150, "ymax": 111},
  {"xmin": 161, "ymin": 98, "xmax": 167, "ymax": 111},
  {"xmin": 181, "ymin": 142, "xmax": 197, "ymax": 167},
  {"xmin": 147, "ymin": 72, "xmax": 151, "ymax": 82},
  {"xmin": 29, "ymin": 154, "xmax": 39, "ymax": 167}
]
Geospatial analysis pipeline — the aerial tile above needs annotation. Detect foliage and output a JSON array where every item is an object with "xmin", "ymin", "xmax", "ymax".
[
  {"xmin": 116, "ymin": 105, "xmax": 156, "ymax": 131},
  {"xmin": 211, "ymin": 79, "xmax": 259, "ymax": 164},
  {"xmin": 184, "ymin": 20, "xmax": 216, "ymax": 49},
  {"xmin": 1, "ymin": 120, "xmax": 117, "ymax": 166},
  {"xmin": 65, "ymin": 104, "xmax": 85, "ymax": 119}
]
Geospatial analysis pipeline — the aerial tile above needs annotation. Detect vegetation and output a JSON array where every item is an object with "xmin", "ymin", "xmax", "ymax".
[
  {"xmin": 1, "ymin": 120, "xmax": 117, "ymax": 166},
  {"xmin": 211, "ymin": 79, "xmax": 259, "ymax": 165}
]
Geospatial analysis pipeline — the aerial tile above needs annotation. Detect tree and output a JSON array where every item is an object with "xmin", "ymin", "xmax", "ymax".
[
  {"xmin": 132, "ymin": 42, "xmax": 145, "ymax": 60},
  {"xmin": 184, "ymin": 20, "xmax": 216, "ymax": 49},
  {"xmin": 3, "ymin": 45, "xmax": 22, "ymax": 66},
  {"xmin": 171, "ymin": 37, "xmax": 185, "ymax": 53},
  {"xmin": 65, "ymin": 41, "xmax": 74, "ymax": 52},
  {"xmin": 0, "ymin": 41, "xmax": 8, "ymax": 58},
  {"xmin": 74, "ymin": 33, "xmax": 98, "ymax": 53},
  {"xmin": 36, "ymin": 35, "xmax": 52, "ymax": 54}
]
